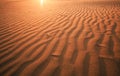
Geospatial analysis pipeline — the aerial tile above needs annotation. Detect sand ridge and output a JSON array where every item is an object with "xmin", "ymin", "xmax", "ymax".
[{"xmin": 0, "ymin": 0, "xmax": 120, "ymax": 76}]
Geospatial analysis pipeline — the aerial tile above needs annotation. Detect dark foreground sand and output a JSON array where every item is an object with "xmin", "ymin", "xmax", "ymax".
[{"xmin": 0, "ymin": 0, "xmax": 120, "ymax": 76}]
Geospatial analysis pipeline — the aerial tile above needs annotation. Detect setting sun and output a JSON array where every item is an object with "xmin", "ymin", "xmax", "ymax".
[{"xmin": 40, "ymin": 0, "xmax": 44, "ymax": 5}]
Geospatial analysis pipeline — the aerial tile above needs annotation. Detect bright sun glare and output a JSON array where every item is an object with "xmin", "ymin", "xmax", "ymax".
[{"xmin": 40, "ymin": 0, "xmax": 44, "ymax": 5}]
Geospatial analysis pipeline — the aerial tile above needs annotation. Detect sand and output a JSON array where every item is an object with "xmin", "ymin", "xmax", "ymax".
[{"xmin": 0, "ymin": 0, "xmax": 120, "ymax": 76}]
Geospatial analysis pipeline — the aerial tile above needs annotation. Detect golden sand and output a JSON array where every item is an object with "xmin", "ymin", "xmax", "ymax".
[{"xmin": 0, "ymin": 0, "xmax": 120, "ymax": 76}]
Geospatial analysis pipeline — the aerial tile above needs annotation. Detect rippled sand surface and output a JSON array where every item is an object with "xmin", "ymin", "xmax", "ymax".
[{"xmin": 0, "ymin": 0, "xmax": 120, "ymax": 76}]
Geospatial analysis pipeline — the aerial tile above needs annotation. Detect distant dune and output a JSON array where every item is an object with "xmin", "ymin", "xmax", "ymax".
[{"xmin": 0, "ymin": 0, "xmax": 120, "ymax": 76}]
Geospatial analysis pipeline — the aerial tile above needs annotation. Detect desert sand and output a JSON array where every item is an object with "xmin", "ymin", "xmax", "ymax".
[{"xmin": 0, "ymin": 0, "xmax": 120, "ymax": 76}]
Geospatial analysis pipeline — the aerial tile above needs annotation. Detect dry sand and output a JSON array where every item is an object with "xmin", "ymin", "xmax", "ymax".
[{"xmin": 0, "ymin": 0, "xmax": 120, "ymax": 76}]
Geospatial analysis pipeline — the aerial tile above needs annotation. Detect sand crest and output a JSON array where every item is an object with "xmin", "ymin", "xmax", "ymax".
[{"xmin": 0, "ymin": 0, "xmax": 120, "ymax": 76}]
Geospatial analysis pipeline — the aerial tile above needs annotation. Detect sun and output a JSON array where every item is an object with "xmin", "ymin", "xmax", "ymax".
[{"xmin": 40, "ymin": 0, "xmax": 44, "ymax": 5}]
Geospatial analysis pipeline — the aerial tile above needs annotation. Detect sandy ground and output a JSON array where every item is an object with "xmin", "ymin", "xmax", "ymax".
[{"xmin": 0, "ymin": 0, "xmax": 120, "ymax": 76}]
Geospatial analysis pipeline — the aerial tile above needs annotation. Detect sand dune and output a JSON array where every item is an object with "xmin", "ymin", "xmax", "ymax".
[{"xmin": 0, "ymin": 0, "xmax": 120, "ymax": 76}]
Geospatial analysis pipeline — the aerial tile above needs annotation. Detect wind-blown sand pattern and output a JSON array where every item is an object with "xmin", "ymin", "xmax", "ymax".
[{"xmin": 0, "ymin": 0, "xmax": 120, "ymax": 76}]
